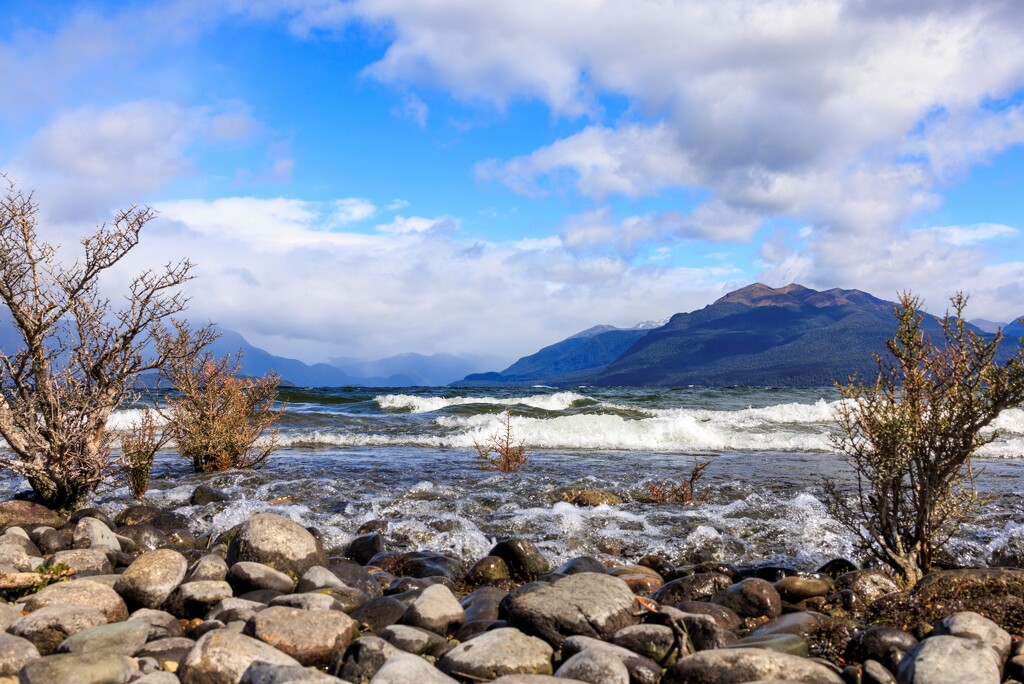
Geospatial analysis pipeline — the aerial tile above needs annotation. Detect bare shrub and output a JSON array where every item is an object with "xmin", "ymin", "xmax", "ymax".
[
  {"xmin": 0, "ymin": 176, "xmax": 212, "ymax": 512},
  {"xmin": 646, "ymin": 457, "xmax": 711, "ymax": 504},
  {"xmin": 826, "ymin": 292, "xmax": 1024, "ymax": 585},
  {"xmin": 165, "ymin": 349, "xmax": 283, "ymax": 473},
  {"xmin": 119, "ymin": 408, "xmax": 168, "ymax": 500},
  {"xmin": 474, "ymin": 408, "xmax": 527, "ymax": 472}
]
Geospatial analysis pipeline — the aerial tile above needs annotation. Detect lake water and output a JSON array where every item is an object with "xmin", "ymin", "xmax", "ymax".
[{"xmin": 4, "ymin": 385, "xmax": 1023, "ymax": 570}]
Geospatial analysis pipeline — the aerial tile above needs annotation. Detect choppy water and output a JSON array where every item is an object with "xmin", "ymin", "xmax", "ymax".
[{"xmin": 5, "ymin": 386, "xmax": 1024, "ymax": 570}]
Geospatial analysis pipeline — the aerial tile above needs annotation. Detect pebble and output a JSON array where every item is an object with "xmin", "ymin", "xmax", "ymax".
[
  {"xmin": 437, "ymin": 627, "xmax": 553, "ymax": 679},
  {"xmin": 115, "ymin": 549, "xmax": 189, "ymax": 609}
]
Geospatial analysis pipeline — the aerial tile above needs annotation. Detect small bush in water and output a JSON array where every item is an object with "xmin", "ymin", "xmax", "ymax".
[
  {"xmin": 646, "ymin": 457, "xmax": 711, "ymax": 504},
  {"xmin": 475, "ymin": 409, "xmax": 528, "ymax": 472}
]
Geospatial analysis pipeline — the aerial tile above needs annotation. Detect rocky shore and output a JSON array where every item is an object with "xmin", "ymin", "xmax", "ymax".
[{"xmin": 2, "ymin": 495, "xmax": 1024, "ymax": 684}]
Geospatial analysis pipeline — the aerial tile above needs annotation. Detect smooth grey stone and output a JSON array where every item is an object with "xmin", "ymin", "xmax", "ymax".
[
  {"xmin": 612, "ymin": 623, "xmax": 679, "ymax": 663},
  {"xmin": 57, "ymin": 619, "xmax": 150, "ymax": 655},
  {"xmin": 73, "ymin": 517, "xmax": 122, "ymax": 551},
  {"xmin": 22, "ymin": 578, "xmax": 127, "ymax": 622},
  {"xmin": 137, "ymin": 637, "xmax": 196, "ymax": 670},
  {"xmin": 226, "ymin": 512, "xmax": 325, "ymax": 577},
  {"xmin": 49, "ymin": 548, "xmax": 113, "ymax": 576},
  {"xmin": 297, "ymin": 565, "xmax": 348, "ymax": 592},
  {"xmin": 8, "ymin": 604, "xmax": 109, "ymax": 655},
  {"xmin": 494, "ymin": 677, "xmax": 588, "ymax": 683},
  {"xmin": 661, "ymin": 647, "xmax": 844, "ymax": 684},
  {"xmin": 165, "ymin": 580, "xmax": 234, "ymax": 619},
  {"xmin": 115, "ymin": 548, "xmax": 189, "ymax": 609},
  {"xmin": 505, "ymin": 573, "xmax": 640, "ymax": 649},
  {"xmin": 380, "ymin": 624, "xmax": 451, "ymax": 658},
  {"xmin": 0, "ymin": 538, "xmax": 31, "ymax": 571},
  {"xmin": 206, "ymin": 597, "xmax": 266, "ymax": 623},
  {"xmin": 243, "ymin": 605, "xmax": 357, "ymax": 667},
  {"xmin": 186, "ymin": 553, "xmax": 229, "ymax": 583},
  {"xmin": 461, "ymin": 585, "xmax": 508, "ymax": 623},
  {"xmin": 240, "ymin": 662, "xmax": 342, "ymax": 683},
  {"xmin": 128, "ymin": 608, "xmax": 185, "ymax": 640},
  {"xmin": 561, "ymin": 635, "xmax": 661, "ymax": 684},
  {"xmin": 18, "ymin": 651, "xmax": 134, "ymax": 684},
  {"xmin": 269, "ymin": 591, "xmax": 344, "ymax": 611},
  {"xmin": 29, "ymin": 525, "xmax": 67, "ymax": 554},
  {"xmin": 228, "ymin": 560, "xmax": 297, "ymax": 594},
  {"xmin": 399, "ymin": 583, "xmax": 465, "ymax": 636},
  {"xmin": 178, "ymin": 629, "xmax": 302, "ymax": 684},
  {"xmin": 932, "ymin": 611, "xmax": 1012, "ymax": 661},
  {"xmin": 438, "ymin": 627, "xmax": 553, "ymax": 679},
  {"xmin": 896, "ymin": 635, "xmax": 1001, "ymax": 684},
  {"xmin": 0, "ymin": 632, "xmax": 40, "ymax": 676},
  {"xmin": 555, "ymin": 648, "xmax": 630, "ymax": 684},
  {"xmin": 367, "ymin": 653, "xmax": 459, "ymax": 683},
  {"xmin": 329, "ymin": 635, "xmax": 403, "ymax": 683}
]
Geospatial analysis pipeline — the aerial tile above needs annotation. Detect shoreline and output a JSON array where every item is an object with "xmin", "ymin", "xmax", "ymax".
[{"xmin": 2, "ymin": 495, "xmax": 1023, "ymax": 683}]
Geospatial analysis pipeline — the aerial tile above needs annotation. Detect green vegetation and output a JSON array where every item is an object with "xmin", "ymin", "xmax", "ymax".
[{"xmin": 826, "ymin": 292, "xmax": 1024, "ymax": 585}]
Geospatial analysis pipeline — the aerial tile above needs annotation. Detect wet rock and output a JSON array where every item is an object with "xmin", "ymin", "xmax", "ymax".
[
  {"xmin": 329, "ymin": 635, "xmax": 404, "ymax": 683},
  {"xmin": 137, "ymin": 637, "xmax": 196, "ymax": 669},
  {"xmin": 402, "ymin": 550, "xmax": 464, "ymax": 583},
  {"xmin": 128, "ymin": 608, "xmax": 185, "ymax": 640},
  {"xmin": 835, "ymin": 568, "xmax": 901, "ymax": 604},
  {"xmin": 896, "ymin": 634, "xmax": 1001, "ymax": 684},
  {"xmin": 729, "ymin": 632, "xmax": 809, "ymax": 656},
  {"xmin": 905, "ymin": 568, "xmax": 1024, "ymax": 634},
  {"xmin": 399, "ymin": 583, "xmax": 465, "ymax": 636},
  {"xmin": 117, "ymin": 524, "xmax": 169, "ymax": 552},
  {"xmin": 713, "ymin": 577, "xmax": 782, "ymax": 619},
  {"xmin": 844, "ymin": 626, "xmax": 919, "ymax": 673},
  {"xmin": 49, "ymin": 548, "xmax": 113, "ymax": 576},
  {"xmin": 351, "ymin": 595, "xmax": 410, "ymax": 633},
  {"xmin": 862, "ymin": 659, "xmax": 898, "ymax": 684},
  {"xmin": 73, "ymin": 517, "xmax": 121, "ymax": 550},
  {"xmin": 817, "ymin": 558, "xmax": 858, "ymax": 578},
  {"xmin": 296, "ymin": 565, "xmax": 347, "ymax": 592},
  {"xmin": 22, "ymin": 578, "xmax": 128, "ymax": 622},
  {"xmin": 557, "ymin": 487, "xmax": 623, "ymax": 507},
  {"xmin": 228, "ymin": 560, "xmax": 297, "ymax": 594},
  {"xmin": 661, "ymin": 646, "xmax": 845, "ymax": 683},
  {"xmin": 227, "ymin": 512, "xmax": 326, "ymax": 578},
  {"xmin": 554, "ymin": 556, "xmax": 608, "ymax": 576},
  {"xmin": 751, "ymin": 611, "xmax": 841, "ymax": 642},
  {"xmin": 774, "ymin": 576, "xmax": 833, "ymax": 603},
  {"xmin": 29, "ymin": 525, "xmax": 67, "ymax": 554},
  {"xmin": 207, "ymin": 597, "xmax": 266, "ymax": 623},
  {"xmin": 328, "ymin": 559, "xmax": 381, "ymax": 597},
  {"xmin": 165, "ymin": 580, "xmax": 234, "ymax": 619},
  {"xmin": 18, "ymin": 651, "xmax": 135, "ymax": 684},
  {"xmin": 57, "ymin": 619, "xmax": 150, "ymax": 655},
  {"xmin": 612, "ymin": 624, "xmax": 679, "ymax": 664},
  {"xmin": 239, "ymin": 662, "xmax": 341, "ymax": 683},
  {"xmin": 380, "ymin": 624, "xmax": 452, "ymax": 658},
  {"xmin": 243, "ymin": 605, "xmax": 356, "ymax": 667},
  {"xmin": 674, "ymin": 600, "xmax": 742, "ymax": 630},
  {"xmin": 562, "ymin": 635, "xmax": 662, "ymax": 684},
  {"xmin": 191, "ymin": 484, "xmax": 231, "ymax": 506},
  {"xmin": 932, "ymin": 611, "xmax": 1012, "ymax": 662},
  {"xmin": 178, "ymin": 629, "xmax": 302, "ymax": 684},
  {"xmin": 186, "ymin": 553, "xmax": 229, "ymax": 583},
  {"xmin": 658, "ymin": 607, "xmax": 736, "ymax": 652},
  {"xmin": 270, "ymin": 591, "xmax": 343, "ymax": 612},
  {"xmin": 490, "ymin": 539, "xmax": 550, "ymax": 582},
  {"xmin": 556, "ymin": 648, "xmax": 630, "ymax": 684},
  {"xmin": 8, "ymin": 604, "xmax": 109, "ymax": 655},
  {"xmin": 505, "ymin": 572, "xmax": 640, "ymax": 649},
  {"xmin": 114, "ymin": 505, "xmax": 191, "ymax": 533},
  {"xmin": 346, "ymin": 533, "xmax": 385, "ymax": 565},
  {"xmin": 115, "ymin": 548, "xmax": 189, "ymax": 609},
  {"xmin": 462, "ymin": 585, "xmax": 508, "ymax": 624},
  {"xmin": 438, "ymin": 627, "xmax": 554, "ymax": 680},
  {"xmin": 466, "ymin": 555, "xmax": 512, "ymax": 585},
  {"xmin": 653, "ymin": 573, "xmax": 734, "ymax": 604},
  {"xmin": 0, "ymin": 632, "xmax": 40, "ymax": 676},
  {"xmin": 369, "ymin": 653, "xmax": 459, "ymax": 683},
  {"xmin": 0, "ymin": 500, "xmax": 65, "ymax": 530}
]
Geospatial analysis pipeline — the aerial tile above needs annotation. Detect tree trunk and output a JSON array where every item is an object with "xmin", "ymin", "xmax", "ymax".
[{"xmin": 26, "ymin": 472, "xmax": 92, "ymax": 515}]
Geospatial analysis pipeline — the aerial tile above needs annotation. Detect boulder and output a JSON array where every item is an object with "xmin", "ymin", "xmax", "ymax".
[
  {"xmin": 178, "ymin": 629, "xmax": 302, "ymax": 684},
  {"xmin": 399, "ymin": 583, "xmax": 465, "ymax": 636},
  {"xmin": 490, "ymin": 539, "xmax": 550, "ymax": 582},
  {"xmin": 56, "ymin": 619, "xmax": 150, "ymax": 655},
  {"xmin": 0, "ymin": 632, "xmax": 40, "ymax": 676},
  {"xmin": 227, "ymin": 513, "xmax": 325, "ymax": 577},
  {"xmin": 437, "ymin": 627, "xmax": 554, "ymax": 680},
  {"xmin": 73, "ymin": 517, "xmax": 121, "ymax": 550},
  {"xmin": 228, "ymin": 560, "xmax": 297, "ymax": 594},
  {"xmin": 661, "ymin": 647, "xmax": 844, "ymax": 683},
  {"xmin": 49, "ymin": 548, "xmax": 113, "ymax": 576},
  {"xmin": 556, "ymin": 648, "xmax": 630, "ymax": 684},
  {"xmin": 115, "ymin": 549, "xmax": 189, "ymax": 609},
  {"xmin": 505, "ymin": 572, "xmax": 640, "ymax": 649},
  {"xmin": 713, "ymin": 577, "xmax": 782, "ymax": 619},
  {"xmin": 0, "ymin": 499, "xmax": 65, "ymax": 530},
  {"xmin": 18, "ymin": 651, "xmax": 135, "ymax": 684},
  {"xmin": 22, "ymin": 578, "xmax": 128, "ymax": 622},
  {"xmin": 931, "ymin": 611, "xmax": 1012, "ymax": 662},
  {"xmin": 243, "ymin": 605, "xmax": 357, "ymax": 667},
  {"xmin": 8, "ymin": 604, "xmax": 109, "ymax": 655},
  {"xmin": 896, "ymin": 635, "xmax": 1001, "ymax": 684},
  {"xmin": 186, "ymin": 553, "xmax": 229, "ymax": 583}
]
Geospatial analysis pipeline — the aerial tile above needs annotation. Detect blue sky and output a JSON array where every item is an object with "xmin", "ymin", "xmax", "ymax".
[{"xmin": 2, "ymin": 1, "xmax": 1023, "ymax": 365}]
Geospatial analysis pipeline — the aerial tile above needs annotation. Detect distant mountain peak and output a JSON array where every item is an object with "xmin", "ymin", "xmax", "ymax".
[{"xmin": 714, "ymin": 283, "xmax": 886, "ymax": 311}]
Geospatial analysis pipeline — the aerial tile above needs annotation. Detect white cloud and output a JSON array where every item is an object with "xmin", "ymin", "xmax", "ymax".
[
  {"xmin": 334, "ymin": 198, "xmax": 377, "ymax": 224},
  {"xmin": 928, "ymin": 223, "xmax": 1019, "ymax": 246}
]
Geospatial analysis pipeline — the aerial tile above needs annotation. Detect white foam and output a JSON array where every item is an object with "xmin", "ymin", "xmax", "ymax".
[
  {"xmin": 105, "ymin": 408, "xmax": 169, "ymax": 431},
  {"xmin": 375, "ymin": 391, "xmax": 589, "ymax": 414}
]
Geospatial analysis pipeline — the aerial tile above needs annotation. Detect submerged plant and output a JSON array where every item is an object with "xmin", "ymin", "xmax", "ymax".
[
  {"xmin": 646, "ymin": 457, "xmax": 711, "ymax": 504},
  {"xmin": 474, "ymin": 408, "xmax": 528, "ymax": 472}
]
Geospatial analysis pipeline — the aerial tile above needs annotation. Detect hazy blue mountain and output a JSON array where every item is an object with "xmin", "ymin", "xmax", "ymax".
[
  {"xmin": 970, "ymin": 318, "xmax": 1006, "ymax": 334},
  {"xmin": 209, "ymin": 329, "xmax": 353, "ymax": 387},
  {"xmin": 453, "ymin": 321, "xmax": 662, "ymax": 387},
  {"xmin": 1005, "ymin": 317, "xmax": 1024, "ymax": 339},
  {"xmin": 327, "ymin": 352, "xmax": 501, "ymax": 387}
]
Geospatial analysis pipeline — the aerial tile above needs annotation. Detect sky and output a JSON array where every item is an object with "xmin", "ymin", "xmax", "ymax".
[{"xmin": 2, "ymin": 0, "xmax": 1023, "ymax": 366}]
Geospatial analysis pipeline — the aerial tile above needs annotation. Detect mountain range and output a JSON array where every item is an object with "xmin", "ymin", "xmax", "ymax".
[{"xmin": 456, "ymin": 283, "xmax": 1024, "ymax": 387}]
